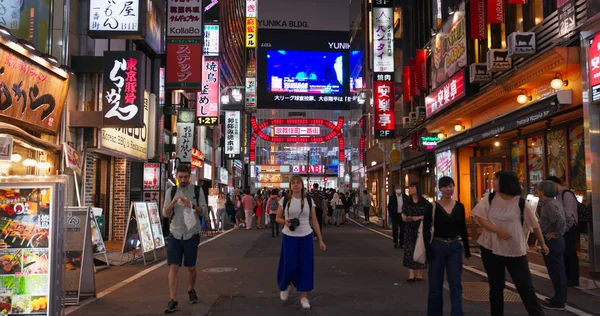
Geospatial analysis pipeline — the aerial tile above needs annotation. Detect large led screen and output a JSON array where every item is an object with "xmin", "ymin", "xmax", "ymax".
[
  {"xmin": 349, "ymin": 50, "xmax": 363, "ymax": 93},
  {"xmin": 267, "ymin": 50, "xmax": 344, "ymax": 95}
]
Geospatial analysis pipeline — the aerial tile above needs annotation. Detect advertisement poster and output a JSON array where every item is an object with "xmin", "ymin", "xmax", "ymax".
[
  {"xmin": 557, "ymin": 0, "xmax": 576, "ymax": 37},
  {"xmin": 0, "ymin": 187, "xmax": 52, "ymax": 315},
  {"xmin": 63, "ymin": 208, "xmax": 88, "ymax": 304},
  {"xmin": 89, "ymin": 214, "xmax": 106, "ymax": 255},
  {"xmin": 143, "ymin": 163, "xmax": 161, "ymax": 191},
  {"xmin": 145, "ymin": 203, "xmax": 164, "ymax": 249},
  {"xmin": 431, "ymin": 2, "xmax": 467, "ymax": 89},
  {"xmin": 133, "ymin": 203, "xmax": 155, "ymax": 253}
]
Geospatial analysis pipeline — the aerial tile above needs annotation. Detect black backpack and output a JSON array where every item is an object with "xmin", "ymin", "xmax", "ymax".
[
  {"xmin": 561, "ymin": 190, "xmax": 590, "ymax": 225},
  {"xmin": 489, "ymin": 192, "xmax": 526, "ymax": 226},
  {"xmin": 309, "ymin": 191, "xmax": 324, "ymax": 209}
]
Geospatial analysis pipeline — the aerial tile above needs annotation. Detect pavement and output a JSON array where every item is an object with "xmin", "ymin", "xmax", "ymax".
[{"xmin": 63, "ymin": 217, "xmax": 599, "ymax": 316}]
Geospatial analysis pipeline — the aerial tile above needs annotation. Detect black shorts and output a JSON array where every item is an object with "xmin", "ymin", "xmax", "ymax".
[{"xmin": 167, "ymin": 234, "xmax": 200, "ymax": 267}]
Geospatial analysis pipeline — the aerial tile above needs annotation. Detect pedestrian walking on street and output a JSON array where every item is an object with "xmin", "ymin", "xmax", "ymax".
[
  {"xmin": 309, "ymin": 184, "xmax": 327, "ymax": 240},
  {"xmin": 388, "ymin": 185, "xmax": 408, "ymax": 249},
  {"xmin": 225, "ymin": 194, "xmax": 235, "ymax": 224},
  {"xmin": 424, "ymin": 176, "xmax": 470, "ymax": 316},
  {"xmin": 472, "ymin": 171, "xmax": 548, "ymax": 316},
  {"xmin": 242, "ymin": 189, "xmax": 256, "ymax": 230},
  {"xmin": 546, "ymin": 176, "xmax": 581, "ymax": 287},
  {"xmin": 361, "ymin": 190, "xmax": 372, "ymax": 224},
  {"xmin": 268, "ymin": 189, "xmax": 281, "ymax": 237},
  {"xmin": 234, "ymin": 195, "xmax": 244, "ymax": 229},
  {"xmin": 277, "ymin": 176, "xmax": 326, "ymax": 310},
  {"xmin": 216, "ymin": 192, "xmax": 227, "ymax": 232},
  {"xmin": 537, "ymin": 180, "xmax": 568, "ymax": 311},
  {"xmin": 256, "ymin": 193, "xmax": 264, "ymax": 229},
  {"xmin": 162, "ymin": 164, "xmax": 208, "ymax": 313},
  {"xmin": 402, "ymin": 182, "xmax": 429, "ymax": 282},
  {"xmin": 330, "ymin": 193, "xmax": 343, "ymax": 226}
]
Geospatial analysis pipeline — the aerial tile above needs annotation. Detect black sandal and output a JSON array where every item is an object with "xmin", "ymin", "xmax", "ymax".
[
  {"xmin": 407, "ymin": 278, "xmax": 416, "ymax": 283},
  {"xmin": 416, "ymin": 278, "xmax": 424, "ymax": 282}
]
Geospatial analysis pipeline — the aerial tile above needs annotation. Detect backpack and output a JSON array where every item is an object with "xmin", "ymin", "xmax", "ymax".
[
  {"xmin": 488, "ymin": 192, "xmax": 525, "ymax": 226},
  {"xmin": 309, "ymin": 191, "xmax": 325, "ymax": 209},
  {"xmin": 561, "ymin": 190, "xmax": 589, "ymax": 225}
]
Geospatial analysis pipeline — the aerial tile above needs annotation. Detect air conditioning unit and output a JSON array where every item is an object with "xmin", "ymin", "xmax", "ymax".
[
  {"xmin": 408, "ymin": 112, "xmax": 417, "ymax": 126},
  {"xmin": 416, "ymin": 106, "xmax": 426, "ymax": 119},
  {"xmin": 402, "ymin": 116, "xmax": 410, "ymax": 127}
]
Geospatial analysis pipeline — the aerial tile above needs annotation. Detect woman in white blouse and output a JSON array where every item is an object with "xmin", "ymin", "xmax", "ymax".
[{"xmin": 472, "ymin": 171, "xmax": 548, "ymax": 316}]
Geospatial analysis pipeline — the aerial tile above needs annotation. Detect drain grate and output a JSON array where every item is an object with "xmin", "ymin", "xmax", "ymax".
[{"xmin": 462, "ymin": 282, "xmax": 522, "ymax": 302}]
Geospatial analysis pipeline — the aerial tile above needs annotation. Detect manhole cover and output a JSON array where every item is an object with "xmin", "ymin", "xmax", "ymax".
[
  {"xmin": 202, "ymin": 267, "xmax": 238, "ymax": 273},
  {"xmin": 462, "ymin": 282, "xmax": 521, "ymax": 302}
]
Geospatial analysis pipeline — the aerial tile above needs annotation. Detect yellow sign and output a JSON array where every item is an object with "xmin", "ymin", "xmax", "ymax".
[
  {"xmin": 246, "ymin": 18, "xmax": 257, "ymax": 48},
  {"xmin": 100, "ymin": 92, "xmax": 149, "ymax": 160}
]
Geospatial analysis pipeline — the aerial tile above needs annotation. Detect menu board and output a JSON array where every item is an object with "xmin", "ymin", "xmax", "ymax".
[
  {"xmin": 133, "ymin": 203, "xmax": 155, "ymax": 253},
  {"xmin": 0, "ymin": 187, "xmax": 52, "ymax": 315},
  {"xmin": 145, "ymin": 203, "xmax": 164, "ymax": 249},
  {"xmin": 89, "ymin": 214, "xmax": 106, "ymax": 255},
  {"xmin": 63, "ymin": 208, "xmax": 88, "ymax": 304}
]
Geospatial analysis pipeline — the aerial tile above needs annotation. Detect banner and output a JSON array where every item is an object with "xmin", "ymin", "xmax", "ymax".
[
  {"xmin": 166, "ymin": 39, "xmax": 202, "ymax": 88},
  {"xmin": 176, "ymin": 123, "xmax": 193, "ymax": 163},
  {"xmin": 167, "ymin": 0, "xmax": 203, "ymax": 36},
  {"xmin": 470, "ymin": 0, "xmax": 486, "ymax": 40},
  {"xmin": 488, "ymin": 0, "xmax": 504, "ymax": 24},
  {"xmin": 409, "ymin": 58, "xmax": 419, "ymax": 96},
  {"xmin": 196, "ymin": 58, "xmax": 219, "ymax": 125},
  {"xmin": 224, "ymin": 111, "xmax": 241, "ymax": 155},
  {"xmin": 63, "ymin": 143, "xmax": 82, "ymax": 174},
  {"xmin": 403, "ymin": 66, "xmax": 411, "ymax": 102},
  {"xmin": 374, "ymin": 80, "xmax": 395, "ymax": 139},
  {"xmin": 415, "ymin": 49, "xmax": 428, "ymax": 90}
]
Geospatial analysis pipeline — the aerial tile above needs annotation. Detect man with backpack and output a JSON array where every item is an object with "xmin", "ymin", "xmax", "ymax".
[
  {"xmin": 547, "ymin": 176, "xmax": 583, "ymax": 287},
  {"xmin": 162, "ymin": 164, "xmax": 208, "ymax": 313},
  {"xmin": 309, "ymin": 184, "xmax": 327, "ymax": 239}
]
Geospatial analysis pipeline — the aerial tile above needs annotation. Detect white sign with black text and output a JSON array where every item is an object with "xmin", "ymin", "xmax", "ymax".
[
  {"xmin": 167, "ymin": 0, "xmax": 203, "ymax": 36},
  {"xmin": 246, "ymin": 0, "xmax": 257, "ymax": 18},
  {"xmin": 89, "ymin": 0, "xmax": 140, "ymax": 32},
  {"xmin": 176, "ymin": 123, "xmax": 194, "ymax": 163},
  {"xmin": 224, "ymin": 111, "xmax": 241, "ymax": 155}
]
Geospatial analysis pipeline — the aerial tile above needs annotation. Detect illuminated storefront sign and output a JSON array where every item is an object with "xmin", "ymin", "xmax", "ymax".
[
  {"xmin": 426, "ymin": 69, "xmax": 466, "ymax": 117},
  {"xmin": 89, "ymin": 0, "xmax": 140, "ymax": 32},
  {"xmin": 203, "ymin": 24, "xmax": 219, "ymax": 56},
  {"xmin": 420, "ymin": 136, "xmax": 440, "ymax": 150},
  {"xmin": 374, "ymin": 80, "xmax": 395, "ymax": 139},
  {"xmin": 431, "ymin": 2, "xmax": 466, "ymax": 89},
  {"xmin": 176, "ymin": 123, "xmax": 194, "ymax": 163},
  {"xmin": 167, "ymin": 0, "xmax": 202, "ymax": 36},
  {"xmin": 102, "ymin": 51, "xmax": 144, "ymax": 127},
  {"xmin": 166, "ymin": 39, "xmax": 202, "ymax": 88},
  {"xmin": 101, "ymin": 92, "xmax": 149, "ymax": 160},
  {"xmin": 246, "ymin": 18, "xmax": 257, "ymax": 48},
  {"xmin": 590, "ymin": 34, "xmax": 600, "ymax": 102},
  {"xmin": 372, "ymin": 0, "xmax": 394, "ymax": 73},
  {"xmin": 246, "ymin": 0, "xmax": 257, "ymax": 17},
  {"xmin": 274, "ymin": 126, "xmax": 321, "ymax": 136},
  {"xmin": 255, "ymin": 165, "xmax": 291, "ymax": 173},
  {"xmin": 191, "ymin": 148, "xmax": 204, "ymax": 169},
  {"xmin": 292, "ymin": 165, "xmax": 325, "ymax": 174},
  {"xmin": 143, "ymin": 163, "xmax": 160, "ymax": 190},
  {"xmin": 224, "ymin": 111, "xmax": 241, "ymax": 155},
  {"xmin": 196, "ymin": 58, "xmax": 219, "ymax": 125}
]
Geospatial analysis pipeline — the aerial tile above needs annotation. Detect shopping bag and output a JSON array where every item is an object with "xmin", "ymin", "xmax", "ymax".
[
  {"xmin": 265, "ymin": 214, "xmax": 271, "ymax": 226},
  {"xmin": 413, "ymin": 221, "xmax": 427, "ymax": 264}
]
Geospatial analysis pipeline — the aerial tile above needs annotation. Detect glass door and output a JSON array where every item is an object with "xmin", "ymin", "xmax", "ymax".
[{"xmin": 470, "ymin": 158, "xmax": 505, "ymax": 209}]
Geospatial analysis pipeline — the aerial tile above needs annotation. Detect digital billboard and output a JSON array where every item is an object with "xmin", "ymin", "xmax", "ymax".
[{"xmin": 350, "ymin": 50, "xmax": 363, "ymax": 93}]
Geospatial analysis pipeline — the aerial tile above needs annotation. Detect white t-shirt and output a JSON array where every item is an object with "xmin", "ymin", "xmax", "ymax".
[
  {"xmin": 472, "ymin": 192, "xmax": 540, "ymax": 257},
  {"xmin": 280, "ymin": 197, "xmax": 314, "ymax": 237}
]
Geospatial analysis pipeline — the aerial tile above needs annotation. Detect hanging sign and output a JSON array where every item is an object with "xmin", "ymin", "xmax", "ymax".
[
  {"xmin": 191, "ymin": 148, "xmax": 205, "ymax": 169},
  {"xmin": 246, "ymin": 18, "xmax": 257, "ymax": 48},
  {"xmin": 372, "ymin": 1, "xmax": 394, "ymax": 73},
  {"xmin": 246, "ymin": 0, "xmax": 257, "ymax": 17},
  {"xmin": 224, "ymin": 111, "xmax": 241, "ymax": 156},
  {"xmin": 409, "ymin": 58, "xmax": 419, "ymax": 96},
  {"xmin": 470, "ymin": 0, "xmax": 486, "ymax": 40},
  {"xmin": 101, "ymin": 92, "xmax": 149, "ymax": 160},
  {"xmin": 197, "ymin": 58, "xmax": 219, "ymax": 126},
  {"xmin": 426, "ymin": 69, "xmax": 466, "ymax": 117},
  {"xmin": 203, "ymin": 24, "xmax": 220, "ymax": 56},
  {"xmin": 374, "ymin": 80, "xmax": 395, "ymax": 139},
  {"xmin": 415, "ymin": 49, "xmax": 428, "ymax": 90},
  {"xmin": 167, "ymin": 0, "xmax": 203, "ymax": 37},
  {"xmin": 63, "ymin": 143, "xmax": 82, "ymax": 174},
  {"xmin": 469, "ymin": 63, "xmax": 492, "ymax": 83},
  {"xmin": 488, "ymin": 0, "xmax": 504, "ymax": 24},
  {"xmin": 557, "ymin": 0, "xmax": 576, "ymax": 37},
  {"xmin": 403, "ymin": 66, "xmax": 411, "ymax": 102},
  {"xmin": 487, "ymin": 49, "xmax": 512, "ymax": 72},
  {"xmin": 166, "ymin": 39, "xmax": 202, "ymax": 88},
  {"xmin": 102, "ymin": 51, "xmax": 144, "ymax": 127},
  {"xmin": 176, "ymin": 123, "xmax": 194, "ymax": 163},
  {"xmin": 89, "ymin": 0, "xmax": 141, "ymax": 33},
  {"xmin": 420, "ymin": 135, "xmax": 440, "ymax": 150},
  {"xmin": 590, "ymin": 34, "xmax": 600, "ymax": 102},
  {"xmin": 508, "ymin": 32, "xmax": 536, "ymax": 57}
]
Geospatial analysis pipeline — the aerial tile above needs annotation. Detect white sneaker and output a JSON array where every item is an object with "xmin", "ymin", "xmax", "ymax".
[
  {"xmin": 300, "ymin": 297, "xmax": 311, "ymax": 309},
  {"xmin": 280, "ymin": 285, "xmax": 291, "ymax": 301}
]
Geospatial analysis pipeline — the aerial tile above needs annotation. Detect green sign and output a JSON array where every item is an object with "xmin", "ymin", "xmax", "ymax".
[{"xmin": 420, "ymin": 136, "xmax": 440, "ymax": 150}]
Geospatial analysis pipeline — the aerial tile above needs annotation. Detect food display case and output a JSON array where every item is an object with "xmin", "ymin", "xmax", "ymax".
[{"xmin": 0, "ymin": 176, "xmax": 66, "ymax": 316}]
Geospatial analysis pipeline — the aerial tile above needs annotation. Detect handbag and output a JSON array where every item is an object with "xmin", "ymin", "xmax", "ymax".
[{"xmin": 413, "ymin": 203, "xmax": 435, "ymax": 264}]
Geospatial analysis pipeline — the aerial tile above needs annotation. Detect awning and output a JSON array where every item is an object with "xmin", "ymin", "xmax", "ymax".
[
  {"xmin": 401, "ymin": 152, "xmax": 434, "ymax": 172},
  {"xmin": 435, "ymin": 95, "xmax": 559, "ymax": 153}
]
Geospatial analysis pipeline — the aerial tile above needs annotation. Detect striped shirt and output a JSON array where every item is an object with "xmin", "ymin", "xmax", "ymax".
[{"xmin": 538, "ymin": 198, "xmax": 567, "ymax": 237}]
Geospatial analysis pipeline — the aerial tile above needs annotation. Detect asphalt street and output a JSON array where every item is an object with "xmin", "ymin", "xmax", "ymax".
[{"xmin": 64, "ymin": 220, "xmax": 590, "ymax": 316}]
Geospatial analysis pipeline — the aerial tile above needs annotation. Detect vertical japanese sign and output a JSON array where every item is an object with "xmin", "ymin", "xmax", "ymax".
[
  {"xmin": 403, "ymin": 66, "xmax": 411, "ymax": 102},
  {"xmin": 203, "ymin": 24, "xmax": 220, "ymax": 56},
  {"xmin": 167, "ymin": 0, "xmax": 202, "ymax": 36},
  {"xmin": 589, "ymin": 34, "xmax": 600, "ymax": 103},
  {"xmin": 245, "ymin": 48, "xmax": 257, "ymax": 113},
  {"xmin": 166, "ymin": 39, "xmax": 202, "ymax": 88},
  {"xmin": 143, "ymin": 163, "xmax": 161, "ymax": 190},
  {"xmin": 0, "ymin": 0, "xmax": 20, "ymax": 29},
  {"xmin": 246, "ymin": 18, "xmax": 257, "ymax": 48},
  {"xmin": 374, "ymin": 81, "xmax": 395, "ymax": 139},
  {"xmin": 372, "ymin": 0, "xmax": 394, "ymax": 73},
  {"xmin": 176, "ymin": 123, "xmax": 194, "ymax": 163},
  {"xmin": 557, "ymin": 0, "xmax": 576, "ymax": 37},
  {"xmin": 89, "ymin": 0, "xmax": 141, "ymax": 32},
  {"xmin": 224, "ymin": 111, "xmax": 241, "ymax": 156},
  {"xmin": 487, "ymin": 0, "xmax": 504, "ymax": 24},
  {"xmin": 415, "ymin": 49, "xmax": 428, "ymax": 90},
  {"xmin": 470, "ymin": 0, "xmax": 486, "ymax": 40},
  {"xmin": 196, "ymin": 58, "xmax": 219, "ymax": 125},
  {"xmin": 102, "ymin": 51, "xmax": 144, "ymax": 127}
]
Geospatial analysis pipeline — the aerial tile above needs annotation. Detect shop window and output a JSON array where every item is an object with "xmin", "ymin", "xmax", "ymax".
[
  {"xmin": 527, "ymin": 135, "xmax": 544, "ymax": 195},
  {"xmin": 568, "ymin": 124, "xmax": 586, "ymax": 199},
  {"xmin": 1, "ymin": 0, "xmax": 51, "ymax": 53},
  {"xmin": 547, "ymin": 129, "xmax": 567, "ymax": 184},
  {"xmin": 511, "ymin": 139, "xmax": 526, "ymax": 190}
]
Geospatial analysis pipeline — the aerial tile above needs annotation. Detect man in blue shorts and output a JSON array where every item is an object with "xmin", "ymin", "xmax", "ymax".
[{"xmin": 162, "ymin": 164, "xmax": 208, "ymax": 313}]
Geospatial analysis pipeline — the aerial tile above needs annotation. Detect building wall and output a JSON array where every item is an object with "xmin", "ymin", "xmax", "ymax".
[
  {"xmin": 84, "ymin": 153, "xmax": 96, "ymax": 207},
  {"xmin": 112, "ymin": 158, "xmax": 131, "ymax": 241}
]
